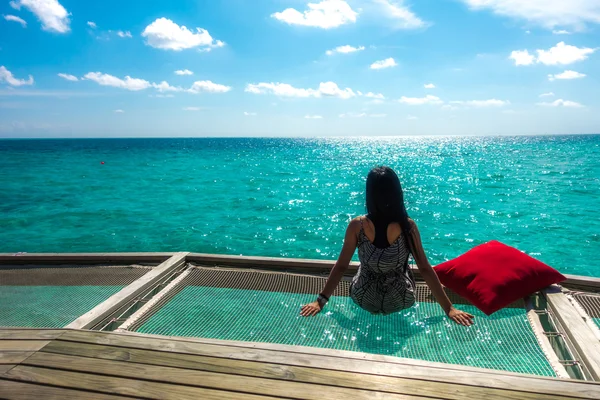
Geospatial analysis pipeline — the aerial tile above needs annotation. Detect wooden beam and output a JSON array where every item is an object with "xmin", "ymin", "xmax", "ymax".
[
  {"xmin": 4, "ymin": 365, "xmax": 297, "ymax": 399},
  {"xmin": 0, "ymin": 252, "xmax": 173, "ymax": 265},
  {"xmin": 117, "ymin": 268, "xmax": 191, "ymax": 332},
  {"xmin": 66, "ymin": 253, "xmax": 188, "ymax": 330},
  {"xmin": 3, "ymin": 252, "xmax": 599, "ymax": 291},
  {"xmin": 562, "ymin": 275, "xmax": 600, "ymax": 293},
  {"xmin": 24, "ymin": 351, "xmax": 431, "ymax": 400},
  {"xmin": 525, "ymin": 297, "xmax": 570, "ymax": 379},
  {"xmin": 0, "ymin": 341, "xmax": 50, "ymax": 352},
  {"xmin": 56, "ymin": 330, "xmax": 600, "ymax": 399},
  {"xmin": 0, "ymin": 352, "xmax": 34, "ymax": 365},
  {"xmin": 40, "ymin": 339, "xmax": 578, "ymax": 400},
  {"xmin": 0, "ymin": 379, "xmax": 133, "ymax": 400},
  {"xmin": 566, "ymin": 293, "xmax": 600, "ymax": 342},
  {"xmin": 545, "ymin": 289, "xmax": 600, "ymax": 380},
  {"xmin": 0, "ymin": 329, "xmax": 65, "ymax": 340},
  {"xmin": 187, "ymin": 252, "xmax": 358, "ymax": 274}
]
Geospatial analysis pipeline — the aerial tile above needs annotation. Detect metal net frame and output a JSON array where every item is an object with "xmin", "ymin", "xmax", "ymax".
[
  {"xmin": 121, "ymin": 265, "xmax": 559, "ymax": 377},
  {"xmin": 0, "ymin": 264, "xmax": 152, "ymax": 328}
]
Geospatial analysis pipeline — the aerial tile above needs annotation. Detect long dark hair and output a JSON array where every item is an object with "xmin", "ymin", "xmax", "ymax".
[{"xmin": 365, "ymin": 166, "xmax": 414, "ymax": 254}]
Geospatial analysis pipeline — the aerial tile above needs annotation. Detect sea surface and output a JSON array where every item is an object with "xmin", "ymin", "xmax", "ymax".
[{"xmin": 1, "ymin": 136, "xmax": 598, "ymax": 277}]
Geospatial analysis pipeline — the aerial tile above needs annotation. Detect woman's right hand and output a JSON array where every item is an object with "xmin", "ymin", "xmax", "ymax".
[
  {"xmin": 447, "ymin": 307, "xmax": 474, "ymax": 326},
  {"xmin": 300, "ymin": 301, "xmax": 323, "ymax": 317}
]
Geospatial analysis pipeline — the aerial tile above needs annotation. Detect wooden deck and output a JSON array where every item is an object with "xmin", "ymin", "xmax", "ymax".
[{"xmin": 1, "ymin": 329, "xmax": 600, "ymax": 399}]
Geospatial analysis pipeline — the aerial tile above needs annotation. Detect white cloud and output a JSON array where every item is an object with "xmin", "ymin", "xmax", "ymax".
[
  {"xmin": 114, "ymin": 109, "xmax": 124, "ymax": 113},
  {"xmin": 450, "ymin": 99, "xmax": 509, "ymax": 107},
  {"xmin": 12, "ymin": 0, "xmax": 70, "ymax": 33},
  {"xmin": 441, "ymin": 104, "xmax": 458, "ymax": 111},
  {"xmin": 83, "ymin": 72, "xmax": 151, "ymax": 91},
  {"xmin": 536, "ymin": 42, "xmax": 595, "ymax": 65},
  {"xmin": 553, "ymin": 29, "xmax": 571, "ymax": 34},
  {"xmin": 539, "ymin": 92, "xmax": 555, "ymax": 97},
  {"xmin": 424, "ymin": 83, "xmax": 435, "ymax": 89},
  {"xmin": 537, "ymin": 99, "xmax": 584, "ymax": 107},
  {"xmin": 271, "ymin": 0, "xmax": 358, "ymax": 29},
  {"xmin": 245, "ymin": 81, "xmax": 355, "ymax": 99},
  {"xmin": 183, "ymin": 106, "xmax": 203, "ymax": 111},
  {"xmin": 318, "ymin": 81, "xmax": 355, "ymax": 99},
  {"xmin": 189, "ymin": 80, "xmax": 231, "ymax": 93},
  {"xmin": 399, "ymin": 95, "xmax": 442, "ymax": 105},
  {"xmin": 548, "ymin": 70, "xmax": 586, "ymax": 81},
  {"xmin": 372, "ymin": 0, "xmax": 427, "ymax": 29},
  {"xmin": 0, "ymin": 66, "xmax": 34, "ymax": 86},
  {"xmin": 4, "ymin": 14, "xmax": 27, "ymax": 27},
  {"xmin": 370, "ymin": 57, "xmax": 398, "ymax": 69},
  {"xmin": 458, "ymin": 0, "xmax": 600, "ymax": 30},
  {"xmin": 305, "ymin": 115, "xmax": 323, "ymax": 119},
  {"xmin": 339, "ymin": 112, "xmax": 367, "ymax": 118},
  {"xmin": 510, "ymin": 42, "xmax": 596, "ymax": 66},
  {"xmin": 142, "ymin": 18, "xmax": 225, "ymax": 51},
  {"xmin": 407, "ymin": 115, "xmax": 418, "ymax": 120},
  {"xmin": 339, "ymin": 112, "xmax": 387, "ymax": 118},
  {"xmin": 57, "ymin": 73, "xmax": 78, "ymax": 81},
  {"xmin": 367, "ymin": 99, "xmax": 385, "ymax": 105},
  {"xmin": 152, "ymin": 81, "xmax": 184, "ymax": 92},
  {"xmin": 365, "ymin": 92, "xmax": 385, "ymax": 99},
  {"xmin": 243, "ymin": 111, "xmax": 257, "ymax": 116},
  {"xmin": 117, "ymin": 30, "xmax": 132, "ymax": 38},
  {"xmin": 326, "ymin": 45, "xmax": 365, "ymax": 55},
  {"xmin": 87, "ymin": 21, "xmax": 96, "ymax": 29},
  {"xmin": 175, "ymin": 69, "xmax": 193, "ymax": 76},
  {"xmin": 509, "ymin": 50, "xmax": 535, "ymax": 66}
]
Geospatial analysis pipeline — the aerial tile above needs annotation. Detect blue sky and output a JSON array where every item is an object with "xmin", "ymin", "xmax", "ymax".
[{"xmin": 1, "ymin": 0, "xmax": 599, "ymax": 137}]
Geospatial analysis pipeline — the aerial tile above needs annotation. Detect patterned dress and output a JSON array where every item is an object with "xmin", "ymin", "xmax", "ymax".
[{"xmin": 350, "ymin": 219, "xmax": 416, "ymax": 315}]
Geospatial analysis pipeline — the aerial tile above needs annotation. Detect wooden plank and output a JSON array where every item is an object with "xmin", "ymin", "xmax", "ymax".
[
  {"xmin": 563, "ymin": 275, "xmax": 600, "ymax": 293},
  {"xmin": 0, "ymin": 252, "xmax": 173, "ymax": 265},
  {"xmin": 0, "ymin": 341, "xmax": 50, "ymax": 352},
  {"xmin": 66, "ymin": 253, "xmax": 188, "ymax": 330},
  {"xmin": 0, "ymin": 379, "xmax": 140, "ymax": 400},
  {"xmin": 0, "ymin": 329, "xmax": 64, "ymax": 340},
  {"xmin": 25, "ymin": 351, "xmax": 429, "ymax": 400},
  {"xmin": 57, "ymin": 330, "xmax": 600, "ymax": 399},
  {"xmin": 118, "ymin": 269, "xmax": 192, "ymax": 331},
  {"xmin": 41, "ymin": 339, "xmax": 578, "ymax": 400},
  {"xmin": 188, "ymin": 252, "xmax": 360, "ymax": 275},
  {"xmin": 525, "ymin": 297, "xmax": 570, "ymax": 378},
  {"xmin": 0, "ymin": 352, "xmax": 34, "ymax": 365},
  {"xmin": 0, "ymin": 364, "xmax": 16, "ymax": 374},
  {"xmin": 5, "ymin": 365, "xmax": 296, "ymax": 400},
  {"xmin": 546, "ymin": 290, "xmax": 600, "ymax": 380}
]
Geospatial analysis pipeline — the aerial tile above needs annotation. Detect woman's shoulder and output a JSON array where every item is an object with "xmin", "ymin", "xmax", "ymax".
[{"xmin": 348, "ymin": 216, "xmax": 367, "ymax": 231}]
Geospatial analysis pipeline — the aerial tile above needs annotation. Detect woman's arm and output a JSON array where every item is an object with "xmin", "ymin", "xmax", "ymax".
[
  {"xmin": 409, "ymin": 219, "xmax": 474, "ymax": 326},
  {"xmin": 300, "ymin": 218, "xmax": 360, "ymax": 317}
]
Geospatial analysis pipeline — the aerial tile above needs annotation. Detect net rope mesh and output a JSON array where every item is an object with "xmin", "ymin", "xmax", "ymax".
[
  {"xmin": 571, "ymin": 292, "xmax": 600, "ymax": 330},
  {"xmin": 130, "ymin": 265, "xmax": 555, "ymax": 377},
  {"xmin": 0, "ymin": 264, "xmax": 151, "ymax": 328}
]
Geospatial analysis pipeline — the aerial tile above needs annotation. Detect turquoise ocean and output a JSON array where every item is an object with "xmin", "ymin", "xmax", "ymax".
[{"xmin": 1, "ymin": 135, "xmax": 598, "ymax": 277}]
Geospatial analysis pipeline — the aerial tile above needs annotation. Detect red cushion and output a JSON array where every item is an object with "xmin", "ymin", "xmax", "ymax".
[{"xmin": 434, "ymin": 240, "xmax": 566, "ymax": 315}]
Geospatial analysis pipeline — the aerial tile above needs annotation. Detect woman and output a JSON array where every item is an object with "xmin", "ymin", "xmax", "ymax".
[{"xmin": 300, "ymin": 166, "xmax": 474, "ymax": 326}]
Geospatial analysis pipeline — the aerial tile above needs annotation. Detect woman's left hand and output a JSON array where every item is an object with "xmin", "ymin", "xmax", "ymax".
[{"xmin": 447, "ymin": 307, "xmax": 474, "ymax": 326}]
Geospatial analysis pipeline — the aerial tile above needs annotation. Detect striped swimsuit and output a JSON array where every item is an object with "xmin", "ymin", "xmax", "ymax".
[{"xmin": 350, "ymin": 217, "xmax": 416, "ymax": 315}]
